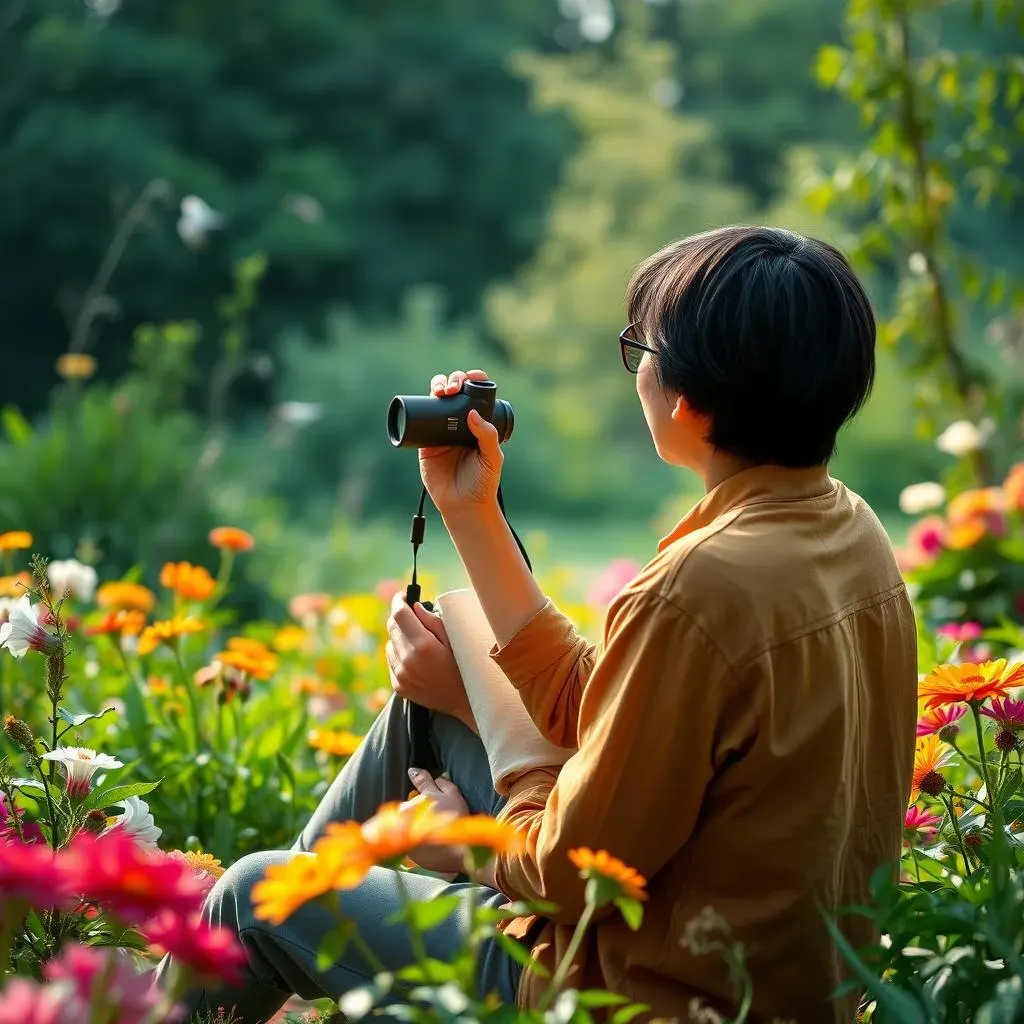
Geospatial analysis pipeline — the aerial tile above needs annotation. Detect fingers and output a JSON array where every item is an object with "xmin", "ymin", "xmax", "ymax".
[
  {"xmin": 408, "ymin": 767, "xmax": 442, "ymax": 796},
  {"xmin": 412, "ymin": 602, "xmax": 448, "ymax": 644},
  {"xmin": 429, "ymin": 369, "xmax": 490, "ymax": 396},
  {"xmin": 467, "ymin": 409, "xmax": 502, "ymax": 466}
]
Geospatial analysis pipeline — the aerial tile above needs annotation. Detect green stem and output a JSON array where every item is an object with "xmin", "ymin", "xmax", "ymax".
[
  {"xmin": 970, "ymin": 704, "xmax": 997, "ymax": 805},
  {"xmin": 212, "ymin": 550, "xmax": 235, "ymax": 609},
  {"xmin": 540, "ymin": 898, "xmax": 596, "ymax": 1012},
  {"xmin": 731, "ymin": 949, "xmax": 754, "ymax": 1024},
  {"xmin": 950, "ymin": 738, "xmax": 986, "ymax": 778},
  {"xmin": 394, "ymin": 868, "xmax": 431, "ymax": 981},
  {"xmin": 941, "ymin": 792, "xmax": 974, "ymax": 872},
  {"xmin": 173, "ymin": 648, "xmax": 206, "ymax": 751},
  {"xmin": 32, "ymin": 759, "xmax": 61, "ymax": 849}
]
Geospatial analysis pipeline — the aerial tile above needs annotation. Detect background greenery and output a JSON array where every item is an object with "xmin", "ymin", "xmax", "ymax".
[{"xmin": 0, "ymin": 0, "xmax": 1021, "ymax": 603}]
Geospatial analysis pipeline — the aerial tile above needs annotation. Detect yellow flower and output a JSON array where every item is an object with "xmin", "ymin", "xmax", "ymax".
[
  {"xmin": 946, "ymin": 518, "xmax": 987, "ymax": 550},
  {"xmin": 918, "ymin": 660, "xmax": 1024, "ymax": 709},
  {"xmin": 137, "ymin": 616, "xmax": 206, "ymax": 656},
  {"xmin": 430, "ymin": 815, "xmax": 525, "ymax": 855},
  {"xmin": 911, "ymin": 735, "xmax": 956, "ymax": 798},
  {"xmin": 97, "ymin": 582, "xmax": 157, "ymax": 613},
  {"xmin": 307, "ymin": 728, "xmax": 363, "ymax": 758},
  {"xmin": 568, "ymin": 848, "xmax": 648, "ymax": 902},
  {"xmin": 332, "ymin": 595, "xmax": 384, "ymax": 633},
  {"xmin": 0, "ymin": 531, "xmax": 32, "ymax": 552},
  {"xmin": 273, "ymin": 624, "xmax": 309, "ymax": 652},
  {"xmin": 55, "ymin": 352, "xmax": 97, "ymax": 381},
  {"xmin": 947, "ymin": 487, "xmax": 1005, "ymax": 524},
  {"xmin": 208, "ymin": 526, "xmax": 255, "ymax": 552},
  {"xmin": 360, "ymin": 800, "xmax": 456, "ymax": 865},
  {"xmin": 180, "ymin": 850, "xmax": 225, "ymax": 879},
  {"xmin": 160, "ymin": 561, "xmax": 216, "ymax": 601},
  {"xmin": 0, "ymin": 572, "xmax": 32, "ymax": 597},
  {"xmin": 216, "ymin": 637, "xmax": 278, "ymax": 680}
]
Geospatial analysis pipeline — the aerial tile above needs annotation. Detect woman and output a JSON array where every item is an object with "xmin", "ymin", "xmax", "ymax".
[{"xmin": 175, "ymin": 225, "xmax": 918, "ymax": 1023}]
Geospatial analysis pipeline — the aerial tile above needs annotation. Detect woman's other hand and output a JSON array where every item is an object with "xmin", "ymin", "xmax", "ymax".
[
  {"xmin": 402, "ymin": 771, "xmax": 471, "ymax": 876},
  {"xmin": 385, "ymin": 592, "xmax": 476, "ymax": 732},
  {"xmin": 419, "ymin": 369, "xmax": 503, "ymax": 515}
]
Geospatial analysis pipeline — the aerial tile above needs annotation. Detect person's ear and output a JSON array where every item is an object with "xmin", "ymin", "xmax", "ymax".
[{"xmin": 671, "ymin": 396, "xmax": 711, "ymax": 440}]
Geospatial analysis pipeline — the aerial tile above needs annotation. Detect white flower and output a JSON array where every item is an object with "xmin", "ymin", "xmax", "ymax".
[
  {"xmin": 47, "ymin": 559, "xmax": 98, "ymax": 603},
  {"xmin": 104, "ymin": 796, "xmax": 161, "ymax": 850},
  {"xmin": 898, "ymin": 481, "xmax": 947, "ymax": 516},
  {"xmin": 41, "ymin": 746, "xmax": 124, "ymax": 799},
  {"xmin": 177, "ymin": 195, "xmax": 226, "ymax": 250},
  {"xmin": 936, "ymin": 419, "xmax": 995, "ymax": 457},
  {"xmin": 0, "ymin": 596, "xmax": 59, "ymax": 658},
  {"xmin": 273, "ymin": 401, "xmax": 322, "ymax": 426}
]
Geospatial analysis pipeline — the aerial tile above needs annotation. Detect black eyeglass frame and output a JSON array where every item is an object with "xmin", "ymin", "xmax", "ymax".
[{"xmin": 619, "ymin": 323, "xmax": 658, "ymax": 374}]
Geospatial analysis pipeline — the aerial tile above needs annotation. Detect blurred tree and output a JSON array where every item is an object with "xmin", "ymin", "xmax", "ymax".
[{"xmin": 0, "ymin": 0, "xmax": 573, "ymax": 415}]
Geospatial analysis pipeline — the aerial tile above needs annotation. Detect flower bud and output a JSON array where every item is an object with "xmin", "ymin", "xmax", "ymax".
[
  {"xmin": 82, "ymin": 809, "xmax": 108, "ymax": 835},
  {"xmin": 938, "ymin": 724, "xmax": 961, "ymax": 743},
  {"xmin": 996, "ymin": 729, "xmax": 1019, "ymax": 752},
  {"xmin": 3, "ymin": 715, "xmax": 36, "ymax": 757},
  {"xmin": 918, "ymin": 770, "xmax": 947, "ymax": 797}
]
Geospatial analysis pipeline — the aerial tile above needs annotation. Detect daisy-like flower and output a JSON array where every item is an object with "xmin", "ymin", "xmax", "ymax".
[
  {"xmin": 144, "ymin": 909, "xmax": 246, "ymax": 984},
  {"xmin": 916, "ymin": 705, "xmax": 967, "ymax": 738},
  {"xmin": 41, "ymin": 747, "xmax": 123, "ymax": 800},
  {"xmin": 85, "ymin": 609, "xmax": 147, "ymax": 637},
  {"xmin": 430, "ymin": 814, "xmax": 525, "ymax": 855},
  {"xmin": 160, "ymin": 562, "xmax": 216, "ymax": 601},
  {"xmin": 359, "ymin": 800, "xmax": 457, "ymax": 866},
  {"xmin": 911, "ymin": 735, "xmax": 956, "ymax": 798},
  {"xmin": 216, "ymin": 637, "xmax": 278, "ymax": 680},
  {"xmin": 898, "ymin": 482, "xmax": 947, "ymax": 516},
  {"xmin": 47, "ymin": 560, "xmax": 98, "ymax": 603},
  {"xmin": 568, "ymin": 848, "xmax": 648, "ymax": 903},
  {"xmin": 0, "ymin": 531, "xmax": 32, "ymax": 552},
  {"xmin": 166, "ymin": 850, "xmax": 225, "ymax": 899},
  {"xmin": 0, "ymin": 596, "xmax": 60, "ymax": 658},
  {"xmin": 96, "ymin": 582, "xmax": 156, "ymax": 614},
  {"xmin": 103, "ymin": 796, "xmax": 161, "ymax": 850},
  {"xmin": 981, "ymin": 697, "xmax": 1024, "ymax": 731},
  {"xmin": 936, "ymin": 420, "xmax": 992, "ymax": 457},
  {"xmin": 918, "ymin": 660, "xmax": 1024, "ymax": 709},
  {"xmin": 307, "ymin": 728, "xmax": 363, "ymax": 758},
  {"xmin": 0, "ymin": 839, "xmax": 72, "ymax": 907},
  {"xmin": 209, "ymin": 526, "xmax": 255, "ymax": 553},
  {"xmin": 137, "ymin": 616, "xmax": 206, "ymax": 656},
  {"xmin": 904, "ymin": 805, "xmax": 942, "ymax": 837}
]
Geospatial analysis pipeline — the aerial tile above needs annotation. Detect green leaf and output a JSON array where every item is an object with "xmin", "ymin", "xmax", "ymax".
[
  {"xmin": 615, "ymin": 897, "xmax": 644, "ymax": 931},
  {"xmin": 82, "ymin": 780, "xmax": 160, "ymax": 812},
  {"xmin": 576, "ymin": 991, "xmax": 630, "ymax": 1008},
  {"xmin": 2, "ymin": 406, "xmax": 32, "ymax": 445},
  {"xmin": 610, "ymin": 1004, "xmax": 649, "ymax": 1024},
  {"xmin": 394, "ymin": 959, "xmax": 458, "ymax": 984},
  {"xmin": 275, "ymin": 751, "xmax": 296, "ymax": 790},
  {"xmin": 494, "ymin": 931, "xmax": 549, "ymax": 977},
  {"xmin": 976, "ymin": 974, "xmax": 1023, "ymax": 1024},
  {"xmin": 815, "ymin": 46, "xmax": 846, "ymax": 88},
  {"xmin": 57, "ymin": 707, "xmax": 117, "ymax": 729},
  {"xmin": 315, "ymin": 921, "xmax": 353, "ymax": 971},
  {"xmin": 11, "ymin": 777, "xmax": 45, "ymax": 792},
  {"xmin": 386, "ymin": 893, "xmax": 461, "ymax": 933}
]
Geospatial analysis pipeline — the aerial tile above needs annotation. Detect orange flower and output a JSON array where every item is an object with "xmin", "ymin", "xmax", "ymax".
[
  {"xmin": 160, "ymin": 562, "xmax": 216, "ymax": 601},
  {"xmin": 1005, "ymin": 463, "xmax": 1024, "ymax": 512},
  {"xmin": 97, "ymin": 582, "xmax": 157, "ymax": 614},
  {"xmin": 946, "ymin": 518, "xmax": 987, "ymax": 550},
  {"xmin": 359, "ymin": 800, "xmax": 457, "ymax": 865},
  {"xmin": 0, "ymin": 572, "xmax": 32, "ymax": 597},
  {"xmin": 918, "ymin": 660, "xmax": 1024, "ymax": 709},
  {"xmin": 911, "ymin": 735, "xmax": 956, "ymax": 798},
  {"xmin": 307, "ymin": 728, "xmax": 363, "ymax": 758},
  {"xmin": 947, "ymin": 487, "xmax": 1005, "ymax": 524},
  {"xmin": 209, "ymin": 526, "xmax": 255, "ymax": 553},
  {"xmin": 568, "ymin": 848, "xmax": 648, "ymax": 902},
  {"xmin": 252, "ymin": 824, "xmax": 372, "ymax": 925},
  {"xmin": 215, "ymin": 637, "xmax": 278, "ymax": 680},
  {"xmin": 147, "ymin": 676, "xmax": 172, "ymax": 696},
  {"xmin": 55, "ymin": 352, "xmax": 97, "ymax": 381},
  {"xmin": 0, "ymin": 531, "xmax": 32, "ymax": 551},
  {"xmin": 178, "ymin": 850, "xmax": 225, "ymax": 880},
  {"xmin": 85, "ymin": 610, "xmax": 146, "ymax": 637},
  {"xmin": 430, "ymin": 815, "xmax": 525, "ymax": 854},
  {"xmin": 137, "ymin": 617, "xmax": 206, "ymax": 656}
]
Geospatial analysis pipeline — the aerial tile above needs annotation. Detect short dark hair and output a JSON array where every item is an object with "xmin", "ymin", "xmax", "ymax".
[{"xmin": 626, "ymin": 225, "xmax": 876, "ymax": 467}]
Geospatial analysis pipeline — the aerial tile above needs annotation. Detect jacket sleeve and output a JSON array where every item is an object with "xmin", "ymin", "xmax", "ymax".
[
  {"xmin": 490, "ymin": 599, "xmax": 597, "ymax": 749},
  {"xmin": 492, "ymin": 590, "xmax": 742, "ymax": 925}
]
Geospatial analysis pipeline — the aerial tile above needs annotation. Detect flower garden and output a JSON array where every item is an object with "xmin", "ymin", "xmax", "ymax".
[{"xmin": 0, "ymin": 454, "xmax": 1021, "ymax": 1023}]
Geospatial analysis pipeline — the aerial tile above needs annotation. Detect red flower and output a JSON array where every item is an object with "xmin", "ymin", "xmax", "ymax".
[
  {"xmin": 144, "ymin": 910, "xmax": 247, "ymax": 984},
  {"xmin": 0, "ymin": 839, "xmax": 71, "ymax": 907}
]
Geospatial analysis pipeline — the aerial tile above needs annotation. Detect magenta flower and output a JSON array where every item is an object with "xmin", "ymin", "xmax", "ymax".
[
  {"xmin": 0, "ymin": 978, "xmax": 86, "ymax": 1024},
  {"xmin": 937, "ymin": 622, "xmax": 984, "ymax": 643},
  {"xmin": 916, "ymin": 704, "xmax": 966, "ymax": 738},
  {"xmin": 982, "ymin": 697, "xmax": 1024, "ymax": 731},
  {"xmin": 0, "ymin": 792, "xmax": 44, "ymax": 845},
  {"xmin": 0, "ymin": 839, "xmax": 72, "ymax": 907},
  {"xmin": 587, "ymin": 559, "xmax": 642, "ymax": 608},
  {"xmin": 905, "ymin": 805, "xmax": 943, "ymax": 833},
  {"xmin": 143, "ymin": 910, "xmax": 247, "ymax": 984}
]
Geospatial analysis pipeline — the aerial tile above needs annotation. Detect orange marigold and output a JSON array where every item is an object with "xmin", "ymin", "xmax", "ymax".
[
  {"xmin": 97, "ymin": 582, "xmax": 157, "ymax": 613},
  {"xmin": 568, "ymin": 848, "xmax": 648, "ymax": 902},
  {"xmin": 360, "ymin": 800, "xmax": 456, "ymax": 865},
  {"xmin": 160, "ymin": 562, "xmax": 216, "ymax": 601},
  {"xmin": 307, "ymin": 728, "xmax": 363, "ymax": 758},
  {"xmin": 0, "ymin": 531, "xmax": 33, "ymax": 551},
  {"xmin": 918, "ymin": 660, "xmax": 1024, "ymax": 709},
  {"xmin": 137, "ymin": 617, "xmax": 206, "ymax": 656},
  {"xmin": 946, "ymin": 518, "xmax": 987, "ymax": 551},
  {"xmin": 430, "ymin": 814, "xmax": 525, "ymax": 854},
  {"xmin": 216, "ymin": 637, "xmax": 278, "ymax": 680},
  {"xmin": 1005, "ymin": 463, "xmax": 1024, "ymax": 512},
  {"xmin": 209, "ymin": 526, "xmax": 255, "ymax": 553},
  {"xmin": 85, "ymin": 610, "xmax": 147, "ymax": 637}
]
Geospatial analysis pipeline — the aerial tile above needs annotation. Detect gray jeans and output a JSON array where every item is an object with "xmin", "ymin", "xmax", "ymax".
[{"xmin": 163, "ymin": 696, "xmax": 522, "ymax": 1022}]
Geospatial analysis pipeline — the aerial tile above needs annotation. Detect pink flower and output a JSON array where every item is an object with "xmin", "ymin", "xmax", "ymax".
[
  {"xmin": 937, "ymin": 622, "xmax": 984, "ymax": 643},
  {"xmin": 374, "ymin": 579, "xmax": 403, "ymax": 603},
  {"xmin": 164, "ymin": 850, "xmax": 223, "ymax": 900},
  {"xmin": 45, "ymin": 944, "xmax": 174, "ymax": 1024},
  {"xmin": 143, "ymin": 910, "xmax": 247, "ymax": 984},
  {"xmin": 587, "ymin": 559, "xmax": 642, "ymax": 608},
  {"xmin": 908, "ymin": 515, "xmax": 947, "ymax": 560},
  {"xmin": 0, "ymin": 839, "xmax": 71, "ymax": 907},
  {"xmin": 0, "ymin": 793, "xmax": 44, "ymax": 845},
  {"xmin": 61, "ymin": 831, "xmax": 206, "ymax": 925},
  {"xmin": 982, "ymin": 697, "xmax": 1024, "ymax": 731},
  {"xmin": 904, "ymin": 805, "xmax": 942, "ymax": 846},
  {"xmin": 915, "ymin": 705, "xmax": 966, "ymax": 738},
  {"xmin": 0, "ymin": 978, "xmax": 87, "ymax": 1024}
]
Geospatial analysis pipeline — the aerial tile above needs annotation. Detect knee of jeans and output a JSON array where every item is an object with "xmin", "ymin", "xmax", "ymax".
[{"xmin": 206, "ymin": 852, "xmax": 284, "ymax": 931}]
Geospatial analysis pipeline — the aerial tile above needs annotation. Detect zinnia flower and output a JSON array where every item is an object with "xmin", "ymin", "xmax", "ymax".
[
  {"xmin": 911, "ymin": 735, "xmax": 956, "ymax": 798},
  {"xmin": 0, "ymin": 597, "xmax": 60, "ymax": 658},
  {"xmin": 898, "ymin": 482, "xmax": 947, "ymax": 516},
  {"xmin": 216, "ymin": 637, "xmax": 278, "ymax": 680},
  {"xmin": 85, "ymin": 609, "xmax": 147, "ymax": 637},
  {"xmin": 144, "ymin": 910, "xmax": 247, "ymax": 984},
  {"xmin": 137, "ymin": 616, "xmax": 206, "ymax": 656},
  {"xmin": 359, "ymin": 800, "xmax": 457, "ymax": 865},
  {"xmin": 904, "ymin": 805, "xmax": 942, "ymax": 846},
  {"xmin": 96, "ymin": 582, "xmax": 157, "ymax": 614},
  {"xmin": 981, "ymin": 697, "xmax": 1024, "ymax": 731},
  {"xmin": 907, "ymin": 515, "xmax": 947, "ymax": 560},
  {"xmin": 916, "ymin": 704, "xmax": 966, "ymax": 738},
  {"xmin": 0, "ymin": 977, "xmax": 86, "ymax": 1024},
  {"xmin": 568, "ymin": 848, "xmax": 648, "ymax": 903},
  {"xmin": 160, "ymin": 562, "xmax": 216, "ymax": 601},
  {"xmin": 0, "ymin": 531, "xmax": 32, "ymax": 552},
  {"xmin": 307, "ymin": 728, "xmax": 363, "ymax": 758},
  {"xmin": 46, "ymin": 560, "xmax": 98, "ymax": 603},
  {"xmin": 41, "ymin": 747, "xmax": 123, "ymax": 800},
  {"xmin": 45, "ymin": 944, "xmax": 165, "ymax": 1023},
  {"xmin": 209, "ymin": 527, "xmax": 255, "ymax": 552},
  {"xmin": 0, "ymin": 840, "xmax": 71, "ymax": 907},
  {"xmin": 103, "ymin": 796, "xmax": 161, "ymax": 850},
  {"xmin": 918, "ymin": 660, "xmax": 1024, "ymax": 709},
  {"xmin": 61, "ymin": 831, "xmax": 206, "ymax": 924}
]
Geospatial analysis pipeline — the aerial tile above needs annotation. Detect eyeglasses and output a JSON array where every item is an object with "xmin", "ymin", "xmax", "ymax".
[{"xmin": 619, "ymin": 323, "xmax": 657, "ymax": 374}]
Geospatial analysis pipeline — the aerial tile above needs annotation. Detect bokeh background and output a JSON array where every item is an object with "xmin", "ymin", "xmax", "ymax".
[{"xmin": 2, "ymin": 0, "xmax": 1021, "ymax": 613}]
